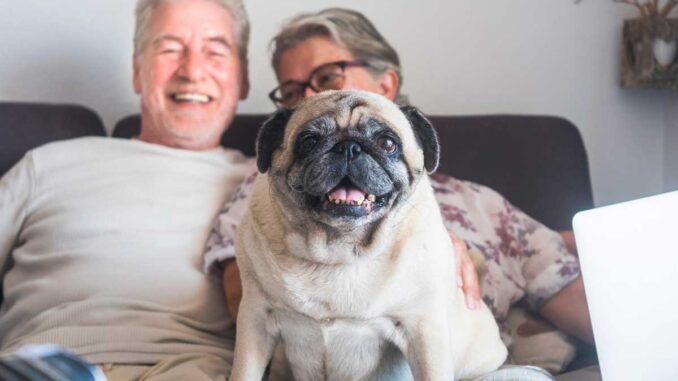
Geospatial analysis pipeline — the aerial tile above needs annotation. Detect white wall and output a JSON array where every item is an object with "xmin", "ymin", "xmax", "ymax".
[{"xmin": 0, "ymin": 0, "xmax": 672, "ymax": 206}]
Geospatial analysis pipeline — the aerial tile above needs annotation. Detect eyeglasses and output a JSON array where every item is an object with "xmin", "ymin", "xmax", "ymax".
[{"xmin": 268, "ymin": 60, "xmax": 372, "ymax": 108}]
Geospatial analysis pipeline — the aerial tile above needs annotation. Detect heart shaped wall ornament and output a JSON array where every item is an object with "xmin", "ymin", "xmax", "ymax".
[{"xmin": 653, "ymin": 38, "xmax": 677, "ymax": 68}]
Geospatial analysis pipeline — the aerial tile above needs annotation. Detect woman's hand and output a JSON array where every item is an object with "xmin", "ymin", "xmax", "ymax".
[{"xmin": 450, "ymin": 231, "xmax": 481, "ymax": 310}]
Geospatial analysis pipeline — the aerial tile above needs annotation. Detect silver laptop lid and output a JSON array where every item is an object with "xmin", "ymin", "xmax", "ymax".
[{"xmin": 573, "ymin": 191, "xmax": 678, "ymax": 381}]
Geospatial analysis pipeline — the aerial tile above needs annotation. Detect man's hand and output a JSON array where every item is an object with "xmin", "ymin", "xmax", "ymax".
[
  {"xmin": 450, "ymin": 232, "xmax": 481, "ymax": 310},
  {"xmin": 222, "ymin": 258, "xmax": 243, "ymax": 321}
]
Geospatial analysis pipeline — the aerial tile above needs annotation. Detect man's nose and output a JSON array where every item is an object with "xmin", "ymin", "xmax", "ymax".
[{"xmin": 178, "ymin": 51, "xmax": 206, "ymax": 81}]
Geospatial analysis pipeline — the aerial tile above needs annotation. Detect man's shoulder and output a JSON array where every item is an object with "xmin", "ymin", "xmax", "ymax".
[
  {"xmin": 32, "ymin": 136, "xmax": 123, "ymax": 156},
  {"xmin": 28, "ymin": 137, "xmax": 138, "ymax": 172}
]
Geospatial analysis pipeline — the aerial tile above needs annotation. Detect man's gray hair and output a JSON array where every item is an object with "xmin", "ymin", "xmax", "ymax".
[
  {"xmin": 134, "ymin": 0, "xmax": 250, "ymax": 68},
  {"xmin": 271, "ymin": 8, "xmax": 405, "ymax": 101}
]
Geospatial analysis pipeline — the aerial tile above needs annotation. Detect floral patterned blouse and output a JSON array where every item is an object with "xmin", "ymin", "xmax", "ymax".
[{"xmin": 203, "ymin": 162, "xmax": 581, "ymax": 345}]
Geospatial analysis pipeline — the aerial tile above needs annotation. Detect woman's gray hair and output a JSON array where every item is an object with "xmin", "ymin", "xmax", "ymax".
[
  {"xmin": 133, "ymin": 0, "xmax": 250, "ymax": 68},
  {"xmin": 271, "ymin": 8, "xmax": 405, "ymax": 102}
]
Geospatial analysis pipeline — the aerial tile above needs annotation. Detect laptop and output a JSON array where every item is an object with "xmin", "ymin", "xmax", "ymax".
[{"xmin": 557, "ymin": 191, "xmax": 678, "ymax": 381}]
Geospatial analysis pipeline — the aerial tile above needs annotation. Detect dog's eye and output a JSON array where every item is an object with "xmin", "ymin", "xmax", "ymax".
[
  {"xmin": 299, "ymin": 136, "xmax": 319, "ymax": 153},
  {"xmin": 377, "ymin": 136, "xmax": 398, "ymax": 154}
]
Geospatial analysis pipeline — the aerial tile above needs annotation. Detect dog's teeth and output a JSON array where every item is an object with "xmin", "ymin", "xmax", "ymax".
[
  {"xmin": 367, "ymin": 194, "xmax": 376, "ymax": 202},
  {"xmin": 355, "ymin": 195, "xmax": 365, "ymax": 205}
]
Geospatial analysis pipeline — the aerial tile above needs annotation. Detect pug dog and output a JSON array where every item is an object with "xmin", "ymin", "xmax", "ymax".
[{"xmin": 229, "ymin": 90, "xmax": 507, "ymax": 381}]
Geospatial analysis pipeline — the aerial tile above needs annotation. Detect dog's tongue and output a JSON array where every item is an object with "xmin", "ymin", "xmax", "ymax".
[{"xmin": 329, "ymin": 185, "xmax": 365, "ymax": 203}]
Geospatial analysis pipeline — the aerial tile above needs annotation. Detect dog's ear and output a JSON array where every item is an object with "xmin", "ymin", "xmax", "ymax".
[
  {"xmin": 399, "ymin": 105, "xmax": 440, "ymax": 173},
  {"xmin": 256, "ymin": 108, "xmax": 294, "ymax": 173}
]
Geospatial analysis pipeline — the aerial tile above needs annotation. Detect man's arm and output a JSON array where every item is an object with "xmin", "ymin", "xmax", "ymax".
[
  {"xmin": 0, "ymin": 154, "xmax": 35, "ymax": 282},
  {"xmin": 223, "ymin": 258, "xmax": 242, "ymax": 320}
]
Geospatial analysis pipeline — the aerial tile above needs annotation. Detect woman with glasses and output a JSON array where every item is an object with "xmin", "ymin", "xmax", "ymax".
[
  {"xmin": 205, "ymin": 7, "xmax": 592, "ymax": 375},
  {"xmin": 268, "ymin": 8, "xmax": 403, "ymax": 109}
]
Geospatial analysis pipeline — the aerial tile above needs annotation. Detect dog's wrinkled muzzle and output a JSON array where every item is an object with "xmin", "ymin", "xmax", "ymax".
[{"xmin": 300, "ymin": 139, "xmax": 395, "ymax": 217}]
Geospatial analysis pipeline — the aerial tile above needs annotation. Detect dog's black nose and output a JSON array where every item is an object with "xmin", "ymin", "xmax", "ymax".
[{"xmin": 332, "ymin": 140, "xmax": 362, "ymax": 160}]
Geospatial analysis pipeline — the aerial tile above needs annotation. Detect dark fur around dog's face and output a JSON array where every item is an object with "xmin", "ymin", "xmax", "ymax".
[{"xmin": 256, "ymin": 90, "xmax": 439, "ymax": 230}]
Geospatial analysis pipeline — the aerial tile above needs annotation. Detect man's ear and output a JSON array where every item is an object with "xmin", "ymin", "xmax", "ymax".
[
  {"xmin": 256, "ymin": 108, "xmax": 294, "ymax": 173},
  {"xmin": 239, "ymin": 64, "xmax": 250, "ymax": 100},
  {"xmin": 379, "ymin": 69, "xmax": 400, "ymax": 102},
  {"xmin": 133, "ymin": 56, "xmax": 142, "ymax": 94},
  {"xmin": 399, "ymin": 105, "xmax": 440, "ymax": 173}
]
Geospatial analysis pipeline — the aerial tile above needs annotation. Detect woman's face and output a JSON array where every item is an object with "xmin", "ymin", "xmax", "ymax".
[{"xmin": 274, "ymin": 36, "xmax": 398, "ymax": 107}]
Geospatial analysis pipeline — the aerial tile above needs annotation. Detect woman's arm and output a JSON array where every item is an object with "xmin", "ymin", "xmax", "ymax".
[{"xmin": 539, "ymin": 276, "xmax": 594, "ymax": 343}]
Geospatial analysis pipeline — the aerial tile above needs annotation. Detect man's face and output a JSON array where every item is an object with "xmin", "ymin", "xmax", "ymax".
[{"xmin": 133, "ymin": 0, "xmax": 246, "ymax": 150}]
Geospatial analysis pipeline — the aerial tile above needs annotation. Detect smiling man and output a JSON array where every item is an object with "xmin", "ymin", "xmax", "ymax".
[
  {"xmin": 133, "ymin": 0, "xmax": 248, "ymax": 150},
  {"xmin": 0, "ymin": 1, "xmax": 254, "ymax": 380}
]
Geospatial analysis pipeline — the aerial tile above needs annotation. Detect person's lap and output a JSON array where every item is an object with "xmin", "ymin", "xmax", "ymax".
[{"xmin": 100, "ymin": 352, "xmax": 232, "ymax": 381}]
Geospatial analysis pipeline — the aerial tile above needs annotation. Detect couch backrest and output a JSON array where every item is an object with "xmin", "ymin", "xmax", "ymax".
[
  {"xmin": 0, "ymin": 102, "xmax": 107, "ymax": 177},
  {"xmin": 113, "ymin": 113, "xmax": 593, "ymax": 231},
  {"xmin": 430, "ymin": 115, "xmax": 593, "ymax": 231}
]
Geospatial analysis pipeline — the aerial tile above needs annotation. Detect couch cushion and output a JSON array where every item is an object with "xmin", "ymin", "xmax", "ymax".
[
  {"xmin": 429, "ymin": 115, "xmax": 593, "ymax": 231},
  {"xmin": 0, "ymin": 102, "xmax": 106, "ymax": 177}
]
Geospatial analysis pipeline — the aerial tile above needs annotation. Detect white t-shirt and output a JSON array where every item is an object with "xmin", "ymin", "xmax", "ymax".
[{"xmin": 0, "ymin": 137, "xmax": 255, "ymax": 364}]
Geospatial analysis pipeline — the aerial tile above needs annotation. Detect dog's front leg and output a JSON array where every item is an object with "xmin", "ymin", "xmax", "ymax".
[
  {"xmin": 229, "ymin": 290, "xmax": 278, "ymax": 381},
  {"xmin": 400, "ymin": 314, "xmax": 453, "ymax": 381}
]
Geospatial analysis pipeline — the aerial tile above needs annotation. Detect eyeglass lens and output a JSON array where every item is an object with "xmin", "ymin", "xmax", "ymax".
[{"xmin": 275, "ymin": 63, "xmax": 347, "ymax": 107}]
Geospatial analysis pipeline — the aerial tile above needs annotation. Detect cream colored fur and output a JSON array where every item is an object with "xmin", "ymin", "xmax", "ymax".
[{"xmin": 229, "ymin": 91, "xmax": 507, "ymax": 381}]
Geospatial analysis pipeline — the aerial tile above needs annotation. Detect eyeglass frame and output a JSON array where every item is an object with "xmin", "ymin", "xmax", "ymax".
[{"xmin": 268, "ymin": 60, "xmax": 373, "ymax": 108}]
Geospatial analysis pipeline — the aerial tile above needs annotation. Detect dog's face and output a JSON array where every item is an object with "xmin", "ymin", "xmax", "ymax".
[{"xmin": 256, "ymin": 90, "xmax": 439, "ymax": 230}]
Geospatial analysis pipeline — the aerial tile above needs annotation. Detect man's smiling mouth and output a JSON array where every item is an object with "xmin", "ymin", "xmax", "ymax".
[{"xmin": 170, "ymin": 92, "xmax": 212, "ymax": 104}]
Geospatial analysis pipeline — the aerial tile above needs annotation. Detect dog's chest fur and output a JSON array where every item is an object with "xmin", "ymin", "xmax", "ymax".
[
  {"xmin": 269, "ymin": 240, "xmax": 410, "ymax": 318},
  {"xmin": 255, "ymin": 231, "xmax": 435, "ymax": 381},
  {"xmin": 235, "ymin": 174, "xmax": 460, "ymax": 380},
  {"xmin": 274, "ymin": 311, "xmax": 410, "ymax": 381}
]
